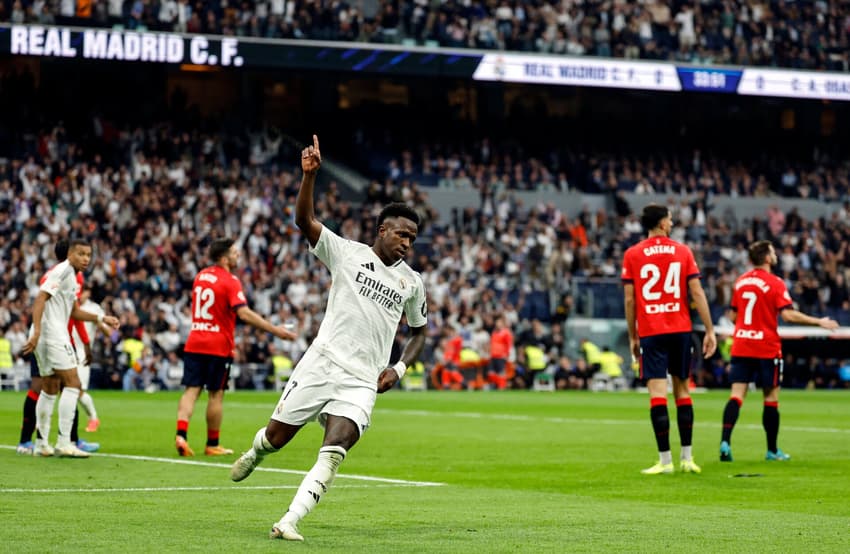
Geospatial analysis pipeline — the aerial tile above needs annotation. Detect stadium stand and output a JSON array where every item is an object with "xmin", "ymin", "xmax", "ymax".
[
  {"xmin": 1, "ymin": 1, "xmax": 847, "ymax": 70},
  {"xmin": 2, "ymin": 111, "xmax": 847, "ymax": 391}
]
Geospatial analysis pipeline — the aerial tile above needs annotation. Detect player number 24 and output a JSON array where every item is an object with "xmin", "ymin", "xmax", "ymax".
[
  {"xmin": 193, "ymin": 286, "xmax": 215, "ymax": 320},
  {"xmin": 640, "ymin": 262, "xmax": 681, "ymax": 300}
]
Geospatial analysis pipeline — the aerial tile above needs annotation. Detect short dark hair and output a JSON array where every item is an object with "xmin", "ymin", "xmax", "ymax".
[
  {"xmin": 64, "ymin": 238, "xmax": 91, "ymax": 258},
  {"xmin": 54, "ymin": 238, "xmax": 69, "ymax": 261},
  {"xmin": 748, "ymin": 240, "xmax": 774, "ymax": 265},
  {"xmin": 209, "ymin": 238, "xmax": 236, "ymax": 262},
  {"xmin": 640, "ymin": 204, "xmax": 670, "ymax": 232},
  {"xmin": 377, "ymin": 202, "xmax": 420, "ymax": 230}
]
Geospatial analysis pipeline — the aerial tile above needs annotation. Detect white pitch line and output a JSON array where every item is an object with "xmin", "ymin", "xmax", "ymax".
[
  {"xmin": 378, "ymin": 409, "xmax": 850, "ymax": 434},
  {"xmin": 0, "ymin": 446, "xmax": 444, "ymax": 487},
  {"xmin": 0, "ymin": 484, "xmax": 417, "ymax": 494}
]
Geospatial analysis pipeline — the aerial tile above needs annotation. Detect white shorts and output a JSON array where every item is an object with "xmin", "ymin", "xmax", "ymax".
[
  {"xmin": 75, "ymin": 348, "xmax": 91, "ymax": 390},
  {"xmin": 34, "ymin": 340, "xmax": 77, "ymax": 377},
  {"xmin": 270, "ymin": 349, "xmax": 377, "ymax": 436}
]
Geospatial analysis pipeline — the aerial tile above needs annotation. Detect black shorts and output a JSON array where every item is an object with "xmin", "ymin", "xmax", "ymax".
[
  {"xmin": 730, "ymin": 356, "xmax": 783, "ymax": 388},
  {"xmin": 639, "ymin": 332, "xmax": 693, "ymax": 381},
  {"xmin": 181, "ymin": 352, "xmax": 232, "ymax": 391},
  {"xmin": 28, "ymin": 354, "xmax": 39, "ymax": 378}
]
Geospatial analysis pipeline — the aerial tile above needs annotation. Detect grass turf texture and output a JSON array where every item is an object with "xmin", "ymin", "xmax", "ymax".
[{"xmin": 1, "ymin": 389, "xmax": 848, "ymax": 553}]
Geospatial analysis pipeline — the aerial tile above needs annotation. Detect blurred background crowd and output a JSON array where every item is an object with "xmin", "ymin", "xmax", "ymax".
[
  {"xmin": 1, "ymin": 94, "xmax": 848, "ymax": 393},
  {"xmin": 1, "ymin": 0, "xmax": 848, "ymax": 70}
]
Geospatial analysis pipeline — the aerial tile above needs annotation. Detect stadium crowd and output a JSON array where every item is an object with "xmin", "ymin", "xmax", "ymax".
[
  {"xmin": 1, "ymin": 0, "xmax": 848, "ymax": 71},
  {"xmin": 1, "ymin": 105, "xmax": 849, "ymax": 392},
  {"xmin": 373, "ymin": 137, "xmax": 850, "ymax": 200}
]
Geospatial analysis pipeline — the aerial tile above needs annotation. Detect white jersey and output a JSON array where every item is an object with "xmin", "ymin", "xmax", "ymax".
[
  {"xmin": 307, "ymin": 225, "xmax": 427, "ymax": 383},
  {"xmin": 72, "ymin": 299, "xmax": 104, "ymax": 355},
  {"xmin": 37, "ymin": 260, "xmax": 78, "ymax": 345}
]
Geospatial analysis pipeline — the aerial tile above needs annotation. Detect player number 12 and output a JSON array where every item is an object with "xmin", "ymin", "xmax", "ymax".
[{"xmin": 193, "ymin": 286, "xmax": 215, "ymax": 320}]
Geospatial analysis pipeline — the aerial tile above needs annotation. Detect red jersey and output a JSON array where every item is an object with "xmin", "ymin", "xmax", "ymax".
[
  {"xmin": 621, "ymin": 236, "xmax": 701, "ymax": 338},
  {"xmin": 729, "ymin": 268, "xmax": 792, "ymax": 359},
  {"xmin": 39, "ymin": 267, "xmax": 89, "ymax": 346},
  {"xmin": 489, "ymin": 328, "xmax": 513, "ymax": 360},
  {"xmin": 443, "ymin": 335, "xmax": 462, "ymax": 365},
  {"xmin": 183, "ymin": 265, "xmax": 247, "ymax": 358}
]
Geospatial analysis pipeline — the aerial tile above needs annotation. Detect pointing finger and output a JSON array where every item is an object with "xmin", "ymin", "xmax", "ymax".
[{"xmin": 313, "ymin": 134, "xmax": 319, "ymax": 151}]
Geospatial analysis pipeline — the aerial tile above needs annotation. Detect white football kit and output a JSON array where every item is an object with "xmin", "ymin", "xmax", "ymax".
[
  {"xmin": 72, "ymin": 299, "xmax": 104, "ymax": 390},
  {"xmin": 271, "ymin": 225, "xmax": 427, "ymax": 433},
  {"xmin": 32, "ymin": 260, "xmax": 79, "ymax": 376}
]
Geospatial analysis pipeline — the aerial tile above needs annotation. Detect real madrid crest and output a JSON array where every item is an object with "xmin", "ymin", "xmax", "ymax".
[{"xmin": 399, "ymin": 278, "xmax": 407, "ymax": 290}]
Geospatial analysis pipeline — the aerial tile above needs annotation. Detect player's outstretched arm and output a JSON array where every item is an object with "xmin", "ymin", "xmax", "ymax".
[
  {"xmin": 236, "ymin": 306, "xmax": 297, "ymax": 341},
  {"xmin": 71, "ymin": 306, "xmax": 119, "ymax": 330},
  {"xmin": 295, "ymin": 134, "xmax": 323, "ymax": 247},
  {"xmin": 781, "ymin": 309, "xmax": 839, "ymax": 330}
]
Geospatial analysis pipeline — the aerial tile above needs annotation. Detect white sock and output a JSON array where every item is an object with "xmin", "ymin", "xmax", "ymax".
[
  {"xmin": 36, "ymin": 392, "xmax": 57, "ymax": 446},
  {"xmin": 282, "ymin": 445, "xmax": 347, "ymax": 525},
  {"xmin": 57, "ymin": 387, "xmax": 80, "ymax": 448},
  {"xmin": 659, "ymin": 450, "xmax": 673, "ymax": 465},
  {"xmin": 680, "ymin": 446, "xmax": 692, "ymax": 461},
  {"xmin": 79, "ymin": 392, "xmax": 97, "ymax": 420},
  {"xmin": 252, "ymin": 426, "xmax": 279, "ymax": 458}
]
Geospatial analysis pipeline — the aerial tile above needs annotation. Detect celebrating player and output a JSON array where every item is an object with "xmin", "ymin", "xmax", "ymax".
[
  {"xmin": 230, "ymin": 135, "xmax": 427, "ymax": 542},
  {"xmin": 719, "ymin": 240, "xmax": 838, "ymax": 462},
  {"xmin": 21, "ymin": 238, "xmax": 120, "ymax": 458},
  {"xmin": 622, "ymin": 204, "xmax": 716, "ymax": 475},
  {"xmin": 174, "ymin": 237, "xmax": 297, "ymax": 457}
]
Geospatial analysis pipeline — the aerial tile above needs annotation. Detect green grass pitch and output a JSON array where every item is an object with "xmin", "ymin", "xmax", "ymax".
[{"xmin": 1, "ymin": 389, "xmax": 849, "ymax": 553}]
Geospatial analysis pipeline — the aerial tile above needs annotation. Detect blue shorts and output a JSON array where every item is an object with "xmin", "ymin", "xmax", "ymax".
[
  {"xmin": 639, "ymin": 332, "xmax": 693, "ymax": 381},
  {"xmin": 730, "ymin": 357, "xmax": 783, "ymax": 388},
  {"xmin": 181, "ymin": 352, "xmax": 232, "ymax": 391}
]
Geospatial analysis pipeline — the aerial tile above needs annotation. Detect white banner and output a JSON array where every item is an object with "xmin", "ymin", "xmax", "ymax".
[
  {"xmin": 473, "ymin": 53, "xmax": 681, "ymax": 91},
  {"xmin": 738, "ymin": 68, "xmax": 850, "ymax": 102}
]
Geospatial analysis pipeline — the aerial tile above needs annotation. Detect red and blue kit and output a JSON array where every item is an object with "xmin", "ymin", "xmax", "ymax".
[
  {"xmin": 183, "ymin": 266, "xmax": 247, "ymax": 358},
  {"xmin": 729, "ymin": 268, "xmax": 792, "ymax": 359},
  {"xmin": 622, "ymin": 236, "xmax": 701, "ymax": 338}
]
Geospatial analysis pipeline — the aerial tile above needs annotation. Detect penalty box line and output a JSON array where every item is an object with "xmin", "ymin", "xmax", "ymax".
[{"xmin": 0, "ymin": 445, "xmax": 445, "ymax": 488}]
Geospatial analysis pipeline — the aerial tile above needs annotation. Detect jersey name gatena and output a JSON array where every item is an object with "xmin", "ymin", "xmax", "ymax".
[{"xmin": 622, "ymin": 236, "xmax": 701, "ymax": 337}]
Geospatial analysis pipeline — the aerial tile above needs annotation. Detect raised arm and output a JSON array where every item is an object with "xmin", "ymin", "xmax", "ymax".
[{"xmin": 295, "ymin": 134, "xmax": 324, "ymax": 247}]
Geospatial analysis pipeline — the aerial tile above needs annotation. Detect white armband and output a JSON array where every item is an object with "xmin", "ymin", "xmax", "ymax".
[
  {"xmin": 97, "ymin": 314, "xmax": 104, "ymax": 324},
  {"xmin": 392, "ymin": 361, "xmax": 407, "ymax": 379}
]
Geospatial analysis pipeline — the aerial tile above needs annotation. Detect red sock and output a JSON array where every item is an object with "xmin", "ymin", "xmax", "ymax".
[
  {"xmin": 177, "ymin": 419, "xmax": 189, "ymax": 439},
  {"xmin": 207, "ymin": 429, "xmax": 220, "ymax": 447}
]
